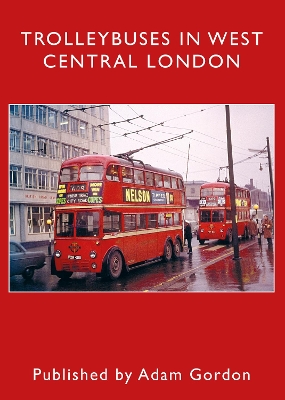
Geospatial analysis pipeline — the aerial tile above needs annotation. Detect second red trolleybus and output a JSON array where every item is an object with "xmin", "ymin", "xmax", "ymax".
[
  {"xmin": 51, "ymin": 154, "xmax": 186, "ymax": 280},
  {"xmin": 197, "ymin": 181, "xmax": 251, "ymax": 245}
]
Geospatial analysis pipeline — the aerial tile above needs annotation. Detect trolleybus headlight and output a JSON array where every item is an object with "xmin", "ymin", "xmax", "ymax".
[
  {"xmin": 91, "ymin": 263, "xmax": 97, "ymax": 269},
  {"xmin": 55, "ymin": 250, "xmax": 61, "ymax": 258},
  {"xmin": 90, "ymin": 250, "xmax": 97, "ymax": 259}
]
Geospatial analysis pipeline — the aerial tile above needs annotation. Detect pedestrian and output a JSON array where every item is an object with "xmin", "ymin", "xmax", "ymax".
[
  {"xmin": 248, "ymin": 217, "xmax": 257, "ymax": 239},
  {"xmin": 256, "ymin": 219, "xmax": 262, "ymax": 244},
  {"xmin": 184, "ymin": 221, "xmax": 192, "ymax": 254},
  {"xmin": 262, "ymin": 215, "xmax": 273, "ymax": 246}
]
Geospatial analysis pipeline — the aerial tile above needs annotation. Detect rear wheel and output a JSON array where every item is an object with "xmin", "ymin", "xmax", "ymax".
[
  {"xmin": 199, "ymin": 239, "xmax": 205, "ymax": 245},
  {"xmin": 22, "ymin": 267, "xmax": 34, "ymax": 280},
  {"xmin": 172, "ymin": 239, "xmax": 181, "ymax": 259},
  {"xmin": 102, "ymin": 250, "xmax": 123, "ymax": 280},
  {"xmin": 163, "ymin": 240, "xmax": 173, "ymax": 262}
]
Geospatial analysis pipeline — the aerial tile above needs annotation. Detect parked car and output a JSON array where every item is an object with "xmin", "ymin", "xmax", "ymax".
[{"xmin": 9, "ymin": 241, "xmax": 46, "ymax": 279}]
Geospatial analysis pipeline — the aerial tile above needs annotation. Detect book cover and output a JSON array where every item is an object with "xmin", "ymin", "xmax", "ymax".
[{"xmin": 3, "ymin": 1, "xmax": 281, "ymax": 399}]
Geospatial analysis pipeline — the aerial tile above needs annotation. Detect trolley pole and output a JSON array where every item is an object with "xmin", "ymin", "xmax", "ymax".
[{"xmin": 225, "ymin": 105, "xmax": 240, "ymax": 260}]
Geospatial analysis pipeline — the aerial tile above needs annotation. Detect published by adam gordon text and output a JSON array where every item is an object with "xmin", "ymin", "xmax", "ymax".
[{"xmin": 33, "ymin": 367, "xmax": 251, "ymax": 383}]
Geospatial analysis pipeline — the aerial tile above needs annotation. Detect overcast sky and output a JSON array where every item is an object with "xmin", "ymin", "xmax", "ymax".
[{"xmin": 107, "ymin": 104, "xmax": 274, "ymax": 193}]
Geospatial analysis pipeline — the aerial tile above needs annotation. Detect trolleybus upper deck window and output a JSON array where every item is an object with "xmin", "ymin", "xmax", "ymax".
[
  {"xmin": 80, "ymin": 165, "xmax": 104, "ymax": 181},
  {"xmin": 106, "ymin": 164, "xmax": 119, "ymax": 181},
  {"xmin": 60, "ymin": 166, "xmax": 78, "ymax": 183}
]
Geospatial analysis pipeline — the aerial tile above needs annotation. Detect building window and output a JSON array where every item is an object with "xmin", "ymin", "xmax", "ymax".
[
  {"xmin": 50, "ymin": 140, "xmax": 59, "ymax": 159},
  {"xmin": 10, "ymin": 205, "xmax": 15, "ymax": 235},
  {"xmin": 37, "ymin": 137, "xmax": 47, "ymax": 156},
  {"xmin": 10, "ymin": 129, "xmax": 21, "ymax": 152},
  {"xmin": 38, "ymin": 170, "xmax": 49, "ymax": 189},
  {"xmin": 82, "ymin": 149, "xmax": 89, "ymax": 155},
  {"xmin": 100, "ymin": 128, "xmax": 105, "ymax": 145},
  {"xmin": 80, "ymin": 120, "xmax": 87, "ymax": 138},
  {"xmin": 28, "ymin": 206, "xmax": 53, "ymax": 234},
  {"xmin": 23, "ymin": 133, "xmax": 36, "ymax": 154},
  {"xmin": 72, "ymin": 147, "xmax": 80, "ymax": 158},
  {"xmin": 25, "ymin": 167, "xmax": 37, "ymax": 189},
  {"xmin": 36, "ymin": 105, "xmax": 47, "ymax": 125},
  {"xmin": 51, "ymin": 172, "xmax": 59, "ymax": 190},
  {"xmin": 60, "ymin": 113, "xmax": 69, "ymax": 131},
  {"xmin": 10, "ymin": 105, "xmax": 20, "ymax": 116},
  {"xmin": 10, "ymin": 165, "xmax": 22, "ymax": 188},
  {"xmin": 48, "ymin": 108, "xmax": 57, "ymax": 129},
  {"xmin": 91, "ymin": 105, "xmax": 96, "ymax": 116},
  {"xmin": 22, "ymin": 105, "xmax": 34, "ymax": 121},
  {"xmin": 92, "ymin": 126, "xmax": 97, "ymax": 142},
  {"xmin": 62, "ymin": 144, "xmax": 70, "ymax": 161},
  {"xmin": 99, "ymin": 106, "xmax": 104, "ymax": 119},
  {"xmin": 70, "ymin": 117, "xmax": 78, "ymax": 135}
]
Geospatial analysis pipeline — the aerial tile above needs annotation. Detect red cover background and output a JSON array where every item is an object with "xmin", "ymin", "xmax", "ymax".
[{"xmin": 2, "ymin": 1, "xmax": 282, "ymax": 398}]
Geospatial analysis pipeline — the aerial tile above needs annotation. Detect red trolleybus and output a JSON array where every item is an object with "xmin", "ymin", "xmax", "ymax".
[
  {"xmin": 197, "ymin": 181, "xmax": 251, "ymax": 245},
  {"xmin": 51, "ymin": 154, "xmax": 185, "ymax": 280}
]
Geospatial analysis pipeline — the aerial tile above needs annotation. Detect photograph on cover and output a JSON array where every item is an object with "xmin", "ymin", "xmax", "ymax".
[{"xmin": 9, "ymin": 104, "xmax": 274, "ymax": 292}]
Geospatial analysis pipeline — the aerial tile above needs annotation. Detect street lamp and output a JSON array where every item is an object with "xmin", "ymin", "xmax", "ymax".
[
  {"xmin": 47, "ymin": 218, "xmax": 52, "ymax": 256},
  {"xmin": 253, "ymin": 204, "xmax": 259, "ymax": 215}
]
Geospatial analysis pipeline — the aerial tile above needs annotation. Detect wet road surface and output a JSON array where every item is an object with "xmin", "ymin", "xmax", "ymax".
[{"xmin": 9, "ymin": 236, "xmax": 274, "ymax": 292}]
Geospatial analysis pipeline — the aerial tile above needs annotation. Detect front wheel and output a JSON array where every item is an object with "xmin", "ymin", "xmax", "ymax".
[
  {"xmin": 199, "ymin": 239, "xmax": 205, "ymax": 245},
  {"xmin": 56, "ymin": 271, "xmax": 73, "ymax": 280},
  {"xmin": 22, "ymin": 267, "xmax": 34, "ymax": 280},
  {"xmin": 102, "ymin": 250, "xmax": 123, "ymax": 280},
  {"xmin": 163, "ymin": 240, "xmax": 173, "ymax": 262}
]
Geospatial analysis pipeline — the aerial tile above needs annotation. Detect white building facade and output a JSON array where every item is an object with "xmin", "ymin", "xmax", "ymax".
[{"xmin": 9, "ymin": 104, "xmax": 111, "ymax": 246}]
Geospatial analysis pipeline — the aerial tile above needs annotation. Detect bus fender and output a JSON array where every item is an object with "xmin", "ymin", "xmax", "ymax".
[
  {"xmin": 175, "ymin": 235, "xmax": 183, "ymax": 251},
  {"xmin": 102, "ymin": 246, "xmax": 128, "ymax": 272}
]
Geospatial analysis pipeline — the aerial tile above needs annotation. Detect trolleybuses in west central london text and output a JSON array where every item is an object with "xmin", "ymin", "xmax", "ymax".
[{"xmin": 51, "ymin": 154, "xmax": 186, "ymax": 280}]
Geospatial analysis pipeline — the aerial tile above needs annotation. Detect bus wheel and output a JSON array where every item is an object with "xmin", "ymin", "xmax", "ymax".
[
  {"xmin": 226, "ymin": 229, "xmax": 233, "ymax": 244},
  {"xmin": 243, "ymin": 227, "xmax": 249, "ymax": 240},
  {"xmin": 56, "ymin": 271, "xmax": 73, "ymax": 280},
  {"xmin": 199, "ymin": 240, "xmax": 205, "ymax": 245},
  {"xmin": 163, "ymin": 240, "xmax": 173, "ymax": 262},
  {"xmin": 104, "ymin": 250, "xmax": 123, "ymax": 280},
  {"xmin": 172, "ymin": 239, "xmax": 181, "ymax": 259}
]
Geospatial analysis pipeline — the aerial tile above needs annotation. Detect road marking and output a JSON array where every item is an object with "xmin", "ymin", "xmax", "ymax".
[{"xmin": 144, "ymin": 241, "xmax": 256, "ymax": 292}]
